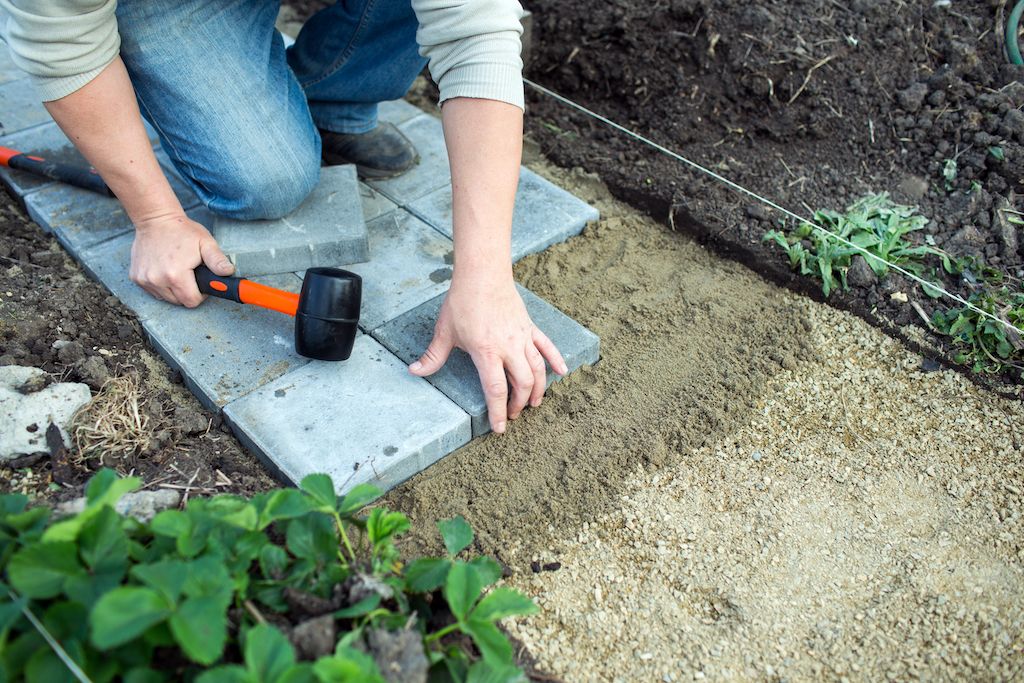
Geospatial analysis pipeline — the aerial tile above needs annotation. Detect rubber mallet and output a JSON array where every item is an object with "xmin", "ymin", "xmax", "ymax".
[
  {"xmin": 0, "ymin": 146, "xmax": 113, "ymax": 196},
  {"xmin": 194, "ymin": 266, "xmax": 361, "ymax": 361}
]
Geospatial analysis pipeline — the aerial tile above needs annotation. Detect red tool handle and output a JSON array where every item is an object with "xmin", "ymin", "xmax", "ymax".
[
  {"xmin": 0, "ymin": 146, "xmax": 113, "ymax": 196},
  {"xmin": 195, "ymin": 266, "xmax": 299, "ymax": 316}
]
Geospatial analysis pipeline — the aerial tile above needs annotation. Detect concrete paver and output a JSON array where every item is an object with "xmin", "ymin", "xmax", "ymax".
[
  {"xmin": 408, "ymin": 166, "xmax": 599, "ymax": 261},
  {"xmin": 0, "ymin": 78, "xmax": 50, "ymax": 136},
  {"xmin": 25, "ymin": 172, "xmax": 198, "ymax": 252},
  {"xmin": 211, "ymin": 165, "xmax": 368, "ymax": 276},
  {"xmin": 223, "ymin": 334, "xmax": 471, "ymax": 494},
  {"xmin": 0, "ymin": 123, "xmax": 92, "ymax": 199},
  {"xmin": 344, "ymin": 209, "xmax": 454, "ymax": 331},
  {"xmin": 372, "ymin": 285, "xmax": 600, "ymax": 435},
  {"xmin": 141, "ymin": 271, "xmax": 308, "ymax": 410},
  {"xmin": 377, "ymin": 98, "xmax": 425, "ymax": 127},
  {"xmin": 366, "ymin": 114, "xmax": 451, "ymax": 205}
]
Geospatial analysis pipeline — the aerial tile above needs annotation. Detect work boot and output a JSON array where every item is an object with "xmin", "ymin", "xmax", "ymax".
[{"xmin": 319, "ymin": 122, "xmax": 418, "ymax": 179}]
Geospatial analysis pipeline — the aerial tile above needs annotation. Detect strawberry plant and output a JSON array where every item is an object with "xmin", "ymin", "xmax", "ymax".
[{"xmin": 0, "ymin": 470, "xmax": 537, "ymax": 682}]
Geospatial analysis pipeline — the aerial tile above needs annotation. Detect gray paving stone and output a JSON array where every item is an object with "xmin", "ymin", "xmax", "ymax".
[
  {"xmin": 408, "ymin": 167, "xmax": 600, "ymax": 261},
  {"xmin": 372, "ymin": 285, "xmax": 600, "ymax": 436},
  {"xmin": 358, "ymin": 182, "xmax": 398, "ymax": 222},
  {"xmin": 0, "ymin": 44, "xmax": 23, "ymax": 86},
  {"xmin": 345, "ymin": 209, "xmax": 454, "ymax": 331},
  {"xmin": 366, "ymin": 114, "xmax": 450, "ymax": 205},
  {"xmin": 223, "ymin": 334, "xmax": 471, "ymax": 494},
  {"xmin": 141, "ymin": 273, "xmax": 308, "ymax": 410},
  {"xmin": 25, "ymin": 168, "xmax": 200, "ymax": 252},
  {"xmin": 211, "ymin": 165, "xmax": 368, "ymax": 277},
  {"xmin": 377, "ymin": 99, "xmax": 424, "ymax": 127},
  {"xmin": 0, "ymin": 123, "xmax": 89, "ymax": 198},
  {"xmin": 0, "ymin": 78, "xmax": 50, "ymax": 136},
  {"xmin": 0, "ymin": 123, "xmax": 168, "ymax": 200}
]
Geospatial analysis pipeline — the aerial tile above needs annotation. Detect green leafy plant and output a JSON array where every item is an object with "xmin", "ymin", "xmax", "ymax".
[
  {"xmin": 0, "ymin": 471, "xmax": 537, "ymax": 682},
  {"xmin": 932, "ymin": 287, "xmax": 1024, "ymax": 377},
  {"xmin": 943, "ymin": 158, "xmax": 958, "ymax": 191},
  {"xmin": 763, "ymin": 193, "xmax": 940, "ymax": 296}
]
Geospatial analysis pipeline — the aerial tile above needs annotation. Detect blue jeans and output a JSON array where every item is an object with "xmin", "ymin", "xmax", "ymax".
[{"xmin": 116, "ymin": 0, "xmax": 427, "ymax": 220}]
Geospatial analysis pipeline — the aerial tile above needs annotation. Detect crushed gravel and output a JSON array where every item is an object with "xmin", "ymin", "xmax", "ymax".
[{"xmin": 504, "ymin": 264, "xmax": 1024, "ymax": 682}]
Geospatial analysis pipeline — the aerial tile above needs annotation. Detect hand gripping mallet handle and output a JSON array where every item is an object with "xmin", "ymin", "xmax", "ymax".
[
  {"xmin": 194, "ymin": 265, "xmax": 361, "ymax": 361},
  {"xmin": 0, "ymin": 146, "xmax": 113, "ymax": 196}
]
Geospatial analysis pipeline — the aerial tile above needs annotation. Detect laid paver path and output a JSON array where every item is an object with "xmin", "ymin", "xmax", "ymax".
[{"xmin": 0, "ymin": 69, "xmax": 601, "ymax": 494}]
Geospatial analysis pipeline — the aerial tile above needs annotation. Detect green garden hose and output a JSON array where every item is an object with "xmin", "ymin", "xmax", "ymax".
[{"xmin": 1007, "ymin": 0, "xmax": 1024, "ymax": 64}]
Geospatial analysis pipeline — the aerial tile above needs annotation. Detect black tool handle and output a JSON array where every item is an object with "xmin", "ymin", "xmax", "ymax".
[
  {"xmin": 7, "ymin": 154, "xmax": 114, "ymax": 196},
  {"xmin": 195, "ymin": 265, "xmax": 242, "ymax": 303}
]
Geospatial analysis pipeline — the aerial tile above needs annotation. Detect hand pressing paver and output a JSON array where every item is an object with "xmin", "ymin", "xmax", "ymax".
[
  {"xmin": 366, "ymin": 114, "xmax": 451, "ymax": 205},
  {"xmin": 211, "ymin": 165, "xmax": 368, "ymax": 276},
  {"xmin": 372, "ymin": 284, "xmax": 600, "ymax": 436},
  {"xmin": 0, "ymin": 79, "xmax": 51, "ymax": 136},
  {"xmin": 344, "ymin": 209, "xmax": 454, "ymax": 331},
  {"xmin": 224, "ymin": 334, "xmax": 471, "ymax": 494},
  {"xmin": 77, "ymin": 234, "xmax": 174, "ymax": 322},
  {"xmin": 26, "ymin": 171, "xmax": 199, "ymax": 253},
  {"xmin": 141, "ymin": 272, "xmax": 308, "ymax": 411},
  {"xmin": 408, "ymin": 167, "xmax": 599, "ymax": 261}
]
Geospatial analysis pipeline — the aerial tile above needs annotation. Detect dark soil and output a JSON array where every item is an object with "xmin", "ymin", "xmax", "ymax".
[
  {"xmin": 521, "ymin": 0, "xmax": 1024, "ymax": 390},
  {"xmin": 0, "ymin": 193, "xmax": 277, "ymax": 499}
]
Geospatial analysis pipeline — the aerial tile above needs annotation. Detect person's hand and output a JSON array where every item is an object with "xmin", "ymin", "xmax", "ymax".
[
  {"xmin": 409, "ymin": 277, "xmax": 568, "ymax": 434},
  {"xmin": 130, "ymin": 213, "xmax": 234, "ymax": 307}
]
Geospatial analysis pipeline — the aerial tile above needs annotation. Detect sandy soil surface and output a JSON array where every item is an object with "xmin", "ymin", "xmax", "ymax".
[{"xmin": 393, "ymin": 160, "xmax": 1024, "ymax": 681}]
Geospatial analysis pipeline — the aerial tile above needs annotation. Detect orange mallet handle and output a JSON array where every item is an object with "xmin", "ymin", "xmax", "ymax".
[{"xmin": 194, "ymin": 266, "xmax": 299, "ymax": 316}]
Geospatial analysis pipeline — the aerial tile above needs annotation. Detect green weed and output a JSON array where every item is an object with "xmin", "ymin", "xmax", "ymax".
[
  {"xmin": 932, "ymin": 287, "xmax": 1024, "ymax": 378},
  {"xmin": 0, "ymin": 471, "xmax": 536, "ymax": 682},
  {"xmin": 763, "ymin": 193, "xmax": 939, "ymax": 297}
]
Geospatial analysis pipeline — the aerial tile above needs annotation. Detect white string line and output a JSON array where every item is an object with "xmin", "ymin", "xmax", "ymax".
[
  {"xmin": 524, "ymin": 78, "xmax": 1024, "ymax": 337},
  {"xmin": 7, "ymin": 590, "xmax": 92, "ymax": 683}
]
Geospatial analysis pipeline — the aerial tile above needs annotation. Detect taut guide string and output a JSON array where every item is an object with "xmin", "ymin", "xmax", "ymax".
[{"xmin": 523, "ymin": 78, "xmax": 1024, "ymax": 338}]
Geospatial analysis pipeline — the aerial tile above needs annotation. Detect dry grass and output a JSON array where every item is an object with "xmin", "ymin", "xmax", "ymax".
[{"xmin": 71, "ymin": 373, "xmax": 157, "ymax": 464}]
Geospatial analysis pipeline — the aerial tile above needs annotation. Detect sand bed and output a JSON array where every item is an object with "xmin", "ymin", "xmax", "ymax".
[{"xmin": 391, "ymin": 162, "xmax": 1024, "ymax": 680}]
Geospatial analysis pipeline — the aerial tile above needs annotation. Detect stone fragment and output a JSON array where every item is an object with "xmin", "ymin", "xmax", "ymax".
[
  {"xmin": 211, "ymin": 165, "xmax": 368, "ymax": 276},
  {"xmin": 345, "ymin": 210, "xmax": 455, "ymax": 331},
  {"xmin": 897, "ymin": 174, "xmax": 929, "ymax": 202},
  {"xmin": 0, "ymin": 365, "xmax": 91, "ymax": 460},
  {"xmin": 372, "ymin": 285, "xmax": 600, "ymax": 435},
  {"xmin": 54, "ymin": 489, "xmax": 181, "ymax": 523},
  {"xmin": 408, "ymin": 167, "xmax": 599, "ymax": 261},
  {"xmin": 291, "ymin": 615, "xmax": 336, "ymax": 661},
  {"xmin": 846, "ymin": 255, "xmax": 879, "ymax": 288},
  {"xmin": 140, "ymin": 272, "xmax": 309, "ymax": 410},
  {"xmin": 223, "ymin": 335, "xmax": 470, "ymax": 494},
  {"xmin": 367, "ymin": 114, "xmax": 451, "ymax": 205},
  {"xmin": 367, "ymin": 627, "xmax": 429, "ymax": 683}
]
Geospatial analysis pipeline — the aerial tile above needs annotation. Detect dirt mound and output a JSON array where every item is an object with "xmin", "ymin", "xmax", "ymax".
[{"xmin": 522, "ymin": 0, "xmax": 1024, "ymax": 386}]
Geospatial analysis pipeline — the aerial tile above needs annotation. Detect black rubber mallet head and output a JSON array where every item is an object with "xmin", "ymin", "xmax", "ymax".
[{"xmin": 194, "ymin": 266, "xmax": 361, "ymax": 361}]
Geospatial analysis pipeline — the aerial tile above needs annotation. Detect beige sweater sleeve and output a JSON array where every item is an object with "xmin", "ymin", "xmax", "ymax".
[
  {"xmin": 412, "ymin": 0, "xmax": 527, "ymax": 110},
  {"xmin": 0, "ymin": 0, "xmax": 120, "ymax": 102}
]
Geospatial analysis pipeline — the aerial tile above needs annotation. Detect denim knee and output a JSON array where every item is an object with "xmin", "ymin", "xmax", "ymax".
[{"xmin": 207, "ymin": 152, "xmax": 321, "ymax": 221}]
